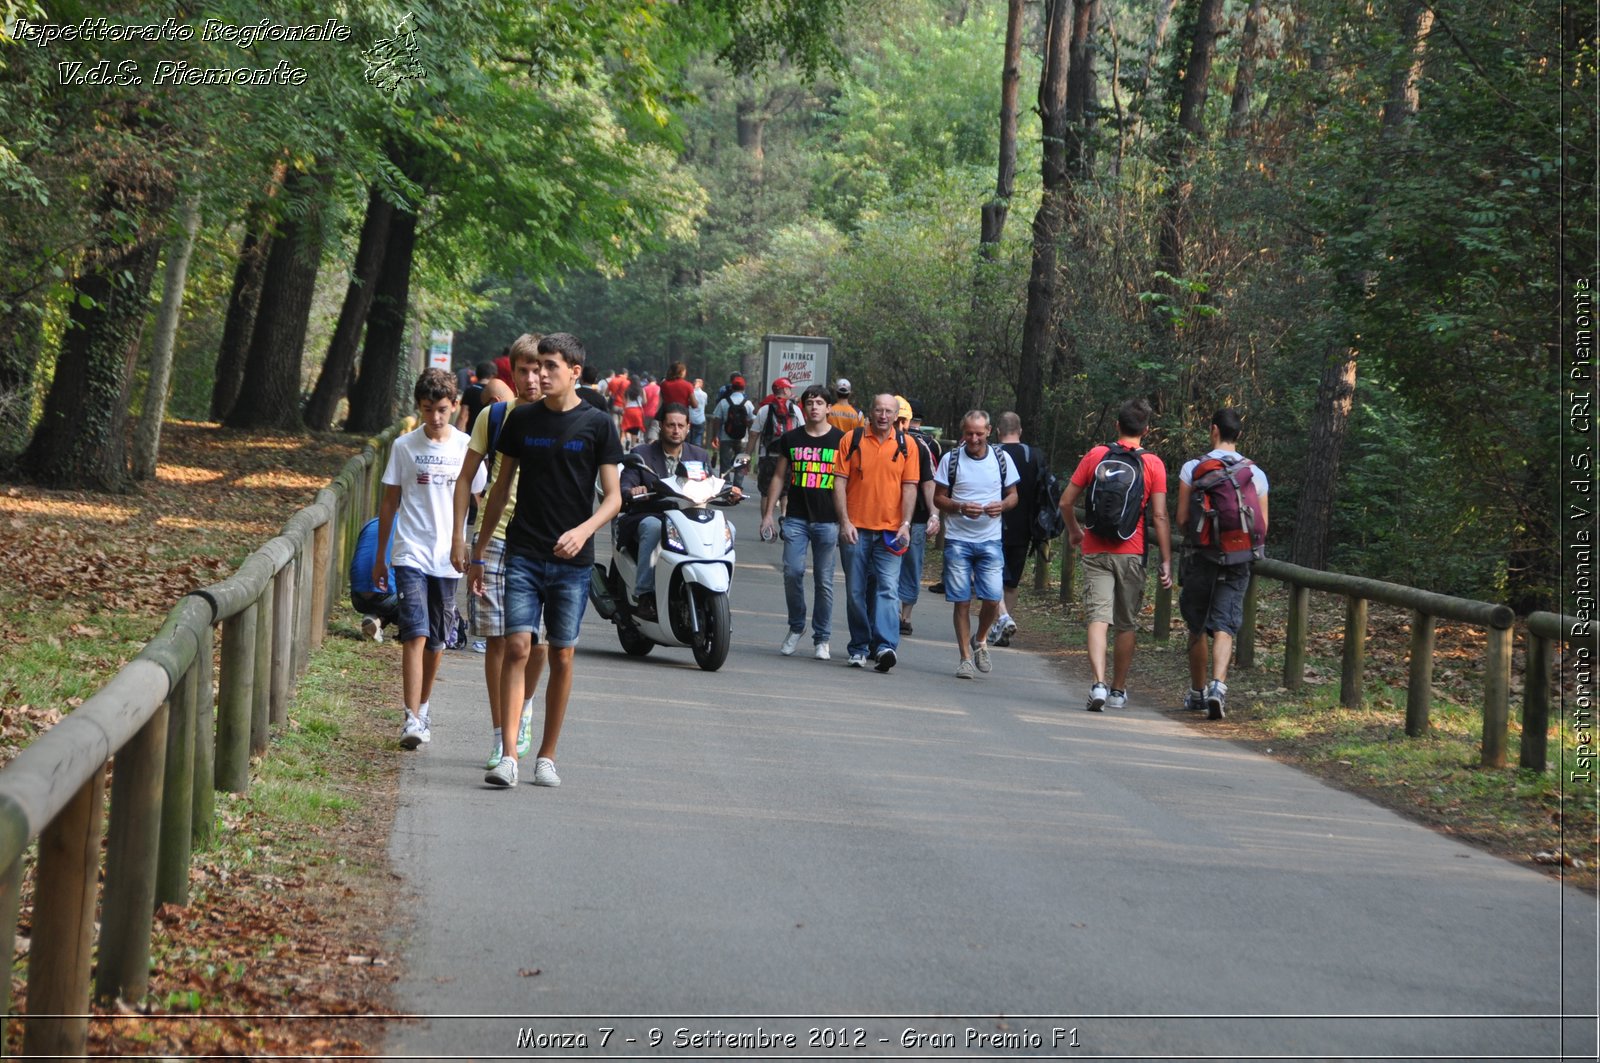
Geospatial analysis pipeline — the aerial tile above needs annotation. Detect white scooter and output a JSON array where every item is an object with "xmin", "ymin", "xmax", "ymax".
[{"xmin": 588, "ymin": 453, "xmax": 746, "ymax": 671}]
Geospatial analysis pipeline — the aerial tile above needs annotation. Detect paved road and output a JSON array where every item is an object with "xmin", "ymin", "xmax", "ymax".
[{"xmin": 386, "ymin": 505, "xmax": 1596, "ymax": 1061}]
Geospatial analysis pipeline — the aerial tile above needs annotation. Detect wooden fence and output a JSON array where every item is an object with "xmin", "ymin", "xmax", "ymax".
[
  {"xmin": 1042, "ymin": 532, "xmax": 1590, "ymax": 773},
  {"xmin": 0, "ymin": 422, "xmax": 402, "ymax": 1058}
]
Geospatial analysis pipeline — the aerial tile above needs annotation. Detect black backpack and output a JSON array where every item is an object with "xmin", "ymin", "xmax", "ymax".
[
  {"xmin": 722, "ymin": 395, "xmax": 751, "ymax": 440},
  {"xmin": 845, "ymin": 425, "xmax": 909, "ymax": 466},
  {"xmin": 945, "ymin": 444, "xmax": 1010, "ymax": 493},
  {"xmin": 1007, "ymin": 443, "xmax": 1065, "ymax": 544},
  {"xmin": 1083, "ymin": 442, "xmax": 1147, "ymax": 541}
]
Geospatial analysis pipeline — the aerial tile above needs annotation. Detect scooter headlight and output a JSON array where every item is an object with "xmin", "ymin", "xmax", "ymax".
[
  {"xmin": 664, "ymin": 520, "xmax": 687, "ymax": 553},
  {"xmin": 723, "ymin": 522, "xmax": 735, "ymax": 553}
]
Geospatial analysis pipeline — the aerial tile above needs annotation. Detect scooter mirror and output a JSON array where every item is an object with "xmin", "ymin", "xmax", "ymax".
[{"xmin": 621, "ymin": 452, "xmax": 648, "ymax": 471}]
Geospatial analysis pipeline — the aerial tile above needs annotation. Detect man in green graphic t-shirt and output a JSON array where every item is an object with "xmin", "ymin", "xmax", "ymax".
[{"xmin": 759, "ymin": 385, "xmax": 843, "ymax": 662}]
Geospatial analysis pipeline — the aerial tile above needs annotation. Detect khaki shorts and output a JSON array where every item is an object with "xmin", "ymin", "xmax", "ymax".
[{"xmin": 1081, "ymin": 552, "xmax": 1146, "ymax": 632}]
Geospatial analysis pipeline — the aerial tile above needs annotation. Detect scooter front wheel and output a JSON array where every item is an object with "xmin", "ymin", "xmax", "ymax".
[
  {"xmin": 690, "ymin": 587, "xmax": 731, "ymax": 671},
  {"xmin": 617, "ymin": 621, "xmax": 654, "ymax": 657}
]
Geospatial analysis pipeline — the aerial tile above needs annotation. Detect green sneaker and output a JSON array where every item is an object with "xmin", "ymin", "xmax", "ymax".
[
  {"xmin": 516, "ymin": 709, "xmax": 534, "ymax": 759},
  {"xmin": 486, "ymin": 735, "xmax": 503, "ymax": 771}
]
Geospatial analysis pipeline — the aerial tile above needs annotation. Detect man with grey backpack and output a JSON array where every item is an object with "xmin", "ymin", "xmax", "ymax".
[{"xmin": 1175, "ymin": 408, "xmax": 1269, "ymax": 720}]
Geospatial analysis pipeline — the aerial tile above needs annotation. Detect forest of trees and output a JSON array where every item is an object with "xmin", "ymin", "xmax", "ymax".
[{"xmin": 0, "ymin": 0, "xmax": 1589, "ymax": 610}]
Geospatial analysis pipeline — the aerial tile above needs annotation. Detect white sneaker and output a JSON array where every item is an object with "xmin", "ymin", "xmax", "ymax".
[
  {"xmin": 361, "ymin": 615, "xmax": 382, "ymax": 643},
  {"xmin": 1205, "ymin": 679, "xmax": 1228, "ymax": 720},
  {"xmin": 847, "ymin": 654, "xmax": 868, "ymax": 668},
  {"xmin": 417, "ymin": 712, "xmax": 431, "ymax": 744},
  {"xmin": 399, "ymin": 712, "xmax": 426, "ymax": 749},
  {"xmin": 486, "ymin": 734, "xmax": 503, "ymax": 770},
  {"xmin": 970, "ymin": 637, "xmax": 992, "ymax": 674},
  {"xmin": 516, "ymin": 711, "xmax": 534, "ymax": 758},
  {"xmin": 471, "ymin": 639, "xmax": 487, "ymax": 654},
  {"xmin": 1086, "ymin": 682, "xmax": 1108, "ymax": 713},
  {"xmin": 955, "ymin": 658, "xmax": 976, "ymax": 679},
  {"xmin": 1000, "ymin": 615, "xmax": 1018, "ymax": 639},
  {"xmin": 533, "ymin": 757, "xmax": 561, "ymax": 787},
  {"xmin": 780, "ymin": 631, "xmax": 803, "ymax": 656},
  {"xmin": 814, "ymin": 642, "xmax": 831, "ymax": 661},
  {"xmin": 485, "ymin": 757, "xmax": 518, "ymax": 787},
  {"xmin": 1106, "ymin": 688, "xmax": 1128, "ymax": 710}
]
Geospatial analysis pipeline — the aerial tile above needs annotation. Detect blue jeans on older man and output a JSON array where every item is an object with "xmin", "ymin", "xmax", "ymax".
[
  {"xmin": 781, "ymin": 517, "xmax": 837, "ymax": 645},
  {"xmin": 839, "ymin": 529, "xmax": 904, "ymax": 660}
]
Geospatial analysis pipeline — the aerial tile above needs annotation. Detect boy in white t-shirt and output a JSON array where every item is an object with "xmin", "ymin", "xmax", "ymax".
[
  {"xmin": 374, "ymin": 368, "xmax": 486, "ymax": 749},
  {"xmin": 933, "ymin": 410, "xmax": 1020, "ymax": 679}
]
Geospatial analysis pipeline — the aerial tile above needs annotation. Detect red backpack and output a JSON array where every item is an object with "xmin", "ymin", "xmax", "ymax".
[{"xmin": 1186, "ymin": 454, "xmax": 1266, "ymax": 565}]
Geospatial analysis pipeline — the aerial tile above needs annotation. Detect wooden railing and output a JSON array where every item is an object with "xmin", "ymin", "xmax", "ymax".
[
  {"xmin": 1040, "ymin": 514, "xmax": 1584, "ymax": 772},
  {"xmin": 0, "ymin": 422, "xmax": 403, "ymax": 1058}
]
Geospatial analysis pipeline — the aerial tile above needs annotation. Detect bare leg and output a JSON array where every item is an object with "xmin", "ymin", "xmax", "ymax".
[
  {"xmin": 538, "ymin": 647, "xmax": 576, "ymax": 760},
  {"xmin": 484, "ymin": 636, "xmax": 505, "ymax": 730},
  {"xmin": 1111, "ymin": 629, "xmax": 1136, "ymax": 690},
  {"xmin": 525, "ymin": 642, "xmax": 547, "ymax": 700},
  {"xmin": 1187, "ymin": 632, "xmax": 1208, "ymax": 690},
  {"xmin": 401, "ymin": 636, "xmax": 426, "ymax": 712},
  {"xmin": 1085, "ymin": 621, "xmax": 1110, "ymax": 684},
  {"xmin": 1002, "ymin": 585, "xmax": 1019, "ymax": 619},
  {"xmin": 498, "ymin": 632, "xmax": 532, "ymax": 760},
  {"xmin": 1211, "ymin": 632, "xmax": 1234, "ymax": 683},
  {"xmin": 419, "ymin": 646, "xmax": 442, "ymax": 707},
  {"xmin": 976, "ymin": 599, "xmax": 1001, "ymax": 643},
  {"xmin": 952, "ymin": 600, "xmax": 973, "ymax": 659}
]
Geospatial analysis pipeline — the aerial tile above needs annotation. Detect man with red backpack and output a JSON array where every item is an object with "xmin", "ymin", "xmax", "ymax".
[
  {"xmin": 1060, "ymin": 397, "xmax": 1172, "ymax": 713},
  {"xmin": 1175, "ymin": 408, "xmax": 1269, "ymax": 720},
  {"xmin": 751, "ymin": 377, "xmax": 802, "ymax": 504}
]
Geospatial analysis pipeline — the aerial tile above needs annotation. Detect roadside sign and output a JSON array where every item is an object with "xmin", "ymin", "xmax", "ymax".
[
  {"xmin": 428, "ymin": 329, "xmax": 453, "ymax": 371},
  {"xmin": 761, "ymin": 335, "xmax": 832, "ymax": 396}
]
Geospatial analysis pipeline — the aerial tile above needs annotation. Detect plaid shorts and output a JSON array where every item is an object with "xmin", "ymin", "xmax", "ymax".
[{"xmin": 473, "ymin": 536, "xmax": 509, "ymax": 638}]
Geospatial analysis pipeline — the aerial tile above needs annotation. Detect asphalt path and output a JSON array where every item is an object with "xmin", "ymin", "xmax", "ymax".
[{"xmin": 386, "ymin": 503, "xmax": 1596, "ymax": 1061}]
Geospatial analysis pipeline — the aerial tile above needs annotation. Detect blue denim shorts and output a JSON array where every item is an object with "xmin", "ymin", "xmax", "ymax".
[
  {"xmin": 942, "ymin": 538, "xmax": 1004, "ymax": 603},
  {"xmin": 504, "ymin": 553, "xmax": 590, "ymax": 648},
  {"xmin": 393, "ymin": 567, "xmax": 457, "ymax": 650}
]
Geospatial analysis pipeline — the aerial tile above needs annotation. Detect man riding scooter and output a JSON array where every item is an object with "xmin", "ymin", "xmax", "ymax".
[{"xmin": 618, "ymin": 403, "xmax": 742, "ymax": 620}]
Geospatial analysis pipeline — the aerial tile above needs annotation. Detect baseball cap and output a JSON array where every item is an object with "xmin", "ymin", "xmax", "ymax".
[
  {"xmin": 772, "ymin": 377, "xmax": 793, "ymax": 391},
  {"xmin": 731, "ymin": 375, "xmax": 745, "ymax": 389},
  {"xmin": 895, "ymin": 395, "xmax": 912, "ymax": 424},
  {"xmin": 881, "ymin": 529, "xmax": 909, "ymax": 555},
  {"xmin": 834, "ymin": 377, "xmax": 851, "ymax": 395}
]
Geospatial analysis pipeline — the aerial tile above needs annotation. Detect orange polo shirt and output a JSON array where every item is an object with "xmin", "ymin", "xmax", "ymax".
[{"xmin": 833, "ymin": 429, "xmax": 919, "ymax": 531}]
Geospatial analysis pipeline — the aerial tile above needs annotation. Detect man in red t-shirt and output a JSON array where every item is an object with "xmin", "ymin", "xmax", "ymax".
[{"xmin": 1060, "ymin": 397, "xmax": 1172, "ymax": 713}]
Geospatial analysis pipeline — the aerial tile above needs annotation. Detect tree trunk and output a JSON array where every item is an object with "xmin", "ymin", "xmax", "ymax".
[
  {"xmin": 1291, "ymin": 3, "xmax": 1433, "ymax": 568},
  {"xmin": 1064, "ymin": 0, "xmax": 1098, "ymax": 183},
  {"xmin": 304, "ymin": 186, "xmax": 394, "ymax": 430},
  {"xmin": 131, "ymin": 197, "xmax": 202, "ymax": 480},
  {"xmin": 0, "ymin": 313, "xmax": 42, "ymax": 459},
  {"xmin": 209, "ymin": 213, "xmax": 273, "ymax": 421},
  {"xmin": 979, "ymin": 0, "xmax": 1026, "ymax": 250},
  {"xmin": 1291, "ymin": 341, "xmax": 1356, "ymax": 568},
  {"xmin": 1135, "ymin": 0, "xmax": 1182, "ymax": 109},
  {"xmin": 1013, "ymin": 0, "xmax": 1076, "ymax": 435},
  {"xmin": 345, "ymin": 204, "xmax": 418, "ymax": 435},
  {"xmin": 1227, "ymin": 0, "xmax": 1268, "ymax": 138},
  {"xmin": 17, "ymin": 175, "xmax": 173, "ymax": 491},
  {"xmin": 224, "ymin": 169, "xmax": 331, "ymax": 430}
]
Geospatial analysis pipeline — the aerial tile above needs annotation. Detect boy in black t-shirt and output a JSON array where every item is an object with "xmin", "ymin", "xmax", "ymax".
[
  {"xmin": 759, "ymin": 385, "xmax": 843, "ymax": 661},
  {"xmin": 471, "ymin": 332, "xmax": 623, "ymax": 788}
]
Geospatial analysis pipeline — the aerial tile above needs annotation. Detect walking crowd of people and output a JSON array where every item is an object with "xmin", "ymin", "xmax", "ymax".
[{"xmin": 360, "ymin": 345, "xmax": 1269, "ymax": 789}]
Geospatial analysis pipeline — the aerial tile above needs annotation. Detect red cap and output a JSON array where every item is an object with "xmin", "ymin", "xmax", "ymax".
[{"xmin": 773, "ymin": 377, "xmax": 793, "ymax": 391}]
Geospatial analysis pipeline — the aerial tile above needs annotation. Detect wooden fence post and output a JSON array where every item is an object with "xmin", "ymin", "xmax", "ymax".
[
  {"xmin": 1237, "ymin": 573, "xmax": 1258, "ymax": 670},
  {"xmin": 311, "ymin": 516, "xmax": 332, "ymax": 650},
  {"xmin": 216, "ymin": 602, "xmax": 256, "ymax": 794},
  {"xmin": 1153, "ymin": 579, "xmax": 1172, "ymax": 640},
  {"xmin": 0, "ymin": 857, "xmax": 20, "ymax": 1048},
  {"xmin": 294, "ymin": 529, "xmax": 314, "ymax": 678},
  {"xmin": 252, "ymin": 580, "xmax": 274, "ymax": 756},
  {"xmin": 24, "ymin": 769, "xmax": 106, "ymax": 1059},
  {"xmin": 1481, "ymin": 624, "xmax": 1513, "ymax": 769},
  {"xmin": 1340, "ymin": 596, "xmax": 1368, "ymax": 709},
  {"xmin": 157, "ymin": 665, "xmax": 197, "ymax": 905},
  {"xmin": 1283, "ymin": 584, "xmax": 1309, "ymax": 690},
  {"xmin": 97, "ymin": 700, "xmax": 170, "ymax": 1004},
  {"xmin": 1406, "ymin": 609, "xmax": 1436, "ymax": 736},
  {"xmin": 192, "ymin": 632, "xmax": 215, "ymax": 847},
  {"xmin": 271, "ymin": 561, "xmax": 294, "ymax": 726},
  {"xmin": 1033, "ymin": 539, "xmax": 1050, "ymax": 592},
  {"xmin": 1522, "ymin": 631, "xmax": 1551, "ymax": 771},
  {"xmin": 1058, "ymin": 544, "xmax": 1075, "ymax": 606}
]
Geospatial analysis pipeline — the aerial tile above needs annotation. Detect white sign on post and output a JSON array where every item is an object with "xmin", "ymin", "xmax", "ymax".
[
  {"xmin": 428, "ymin": 329, "xmax": 453, "ymax": 371},
  {"xmin": 761, "ymin": 334, "xmax": 832, "ymax": 396}
]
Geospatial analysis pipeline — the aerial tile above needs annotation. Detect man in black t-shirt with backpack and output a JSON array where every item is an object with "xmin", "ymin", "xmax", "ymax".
[
  {"xmin": 760, "ymin": 385, "xmax": 842, "ymax": 661},
  {"xmin": 990, "ymin": 411, "xmax": 1048, "ymax": 646}
]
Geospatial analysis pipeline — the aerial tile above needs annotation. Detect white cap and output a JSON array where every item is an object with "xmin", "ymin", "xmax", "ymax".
[{"xmin": 834, "ymin": 377, "xmax": 851, "ymax": 395}]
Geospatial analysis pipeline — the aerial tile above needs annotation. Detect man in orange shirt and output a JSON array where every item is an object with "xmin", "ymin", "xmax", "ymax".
[{"xmin": 833, "ymin": 393, "xmax": 919, "ymax": 672}]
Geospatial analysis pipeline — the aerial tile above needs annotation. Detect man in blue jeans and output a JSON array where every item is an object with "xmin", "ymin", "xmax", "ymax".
[
  {"xmin": 472, "ymin": 332, "xmax": 623, "ymax": 788},
  {"xmin": 832, "ymin": 393, "xmax": 919, "ymax": 672},
  {"xmin": 933, "ymin": 410, "xmax": 1020, "ymax": 679},
  {"xmin": 760, "ymin": 386, "xmax": 843, "ymax": 661}
]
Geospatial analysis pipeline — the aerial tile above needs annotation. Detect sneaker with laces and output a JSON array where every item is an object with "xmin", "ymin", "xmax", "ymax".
[
  {"xmin": 1086, "ymin": 682, "xmax": 1108, "ymax": 712},
  {"xmin": 1000, "ymin": 615, "xmax": 1018, "ymax": 640},
  {"xmin": 874, "ymin": 648, "xmax": 897, "ymax": 673},
  {"xmin": 814, "ymin": 642, "xmax": 831, "ymax": 661},
  {"xmin": 533, "ymin": 757, "xmax": 561, "ymax": 787},
  {"xmin": 847, "ymin": 654, "xmax": 868, "ymax": 668},
  {"xmin": 399, "ymin": 712, "xmax": 426, "ymax": 749},
  {"xmin": 471, "ymin": 639, "xmax": 487, "ymax": 654},
  {"xmin": 361, "ymin": 615, "xmax": 382, "ymax": 643},
  {"xmin": 516, "ymin": 711, "xmax": 534, "ymax": 758},
  {"xmin": 1205, "ymin": 679, "xmax": 1228, "ymax": 720},
  {"xmin": 1183, "ymin": 688, "xmax": 1206, "ymax": 713},
  {"xmin": 486, "ymin": 735, "xmax": 503, "ymax": 771},
  {"xmin": 485, "ymin": 756, "xmax": 518, "ymax": 787},
  {"xmin": 970, "ymin": 639, "xmax": 992, "ymax": 674},
  {"xmin": 417, "ymin": 712, "xmax": 431, "ymax": 744},
  {"xmin": 955, "ymin": 658, "xmax": 976, "ymax": 679},
  {"xmin": 780, "ymin": 631, "xmax": 803, "ymax": 656},
  {"xmin": 1106, "ymin": 688, "xmax": 1127, "ymax": 710}
]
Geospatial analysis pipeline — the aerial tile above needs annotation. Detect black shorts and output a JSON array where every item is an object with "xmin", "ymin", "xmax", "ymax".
[
  {"xmin": 1000, "ymin": 535, "xmax": 1031, "ymax": 589},
  {"xmin": 1179, "ymin": 553, "xmax": 1250, "ymax": 638}
]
